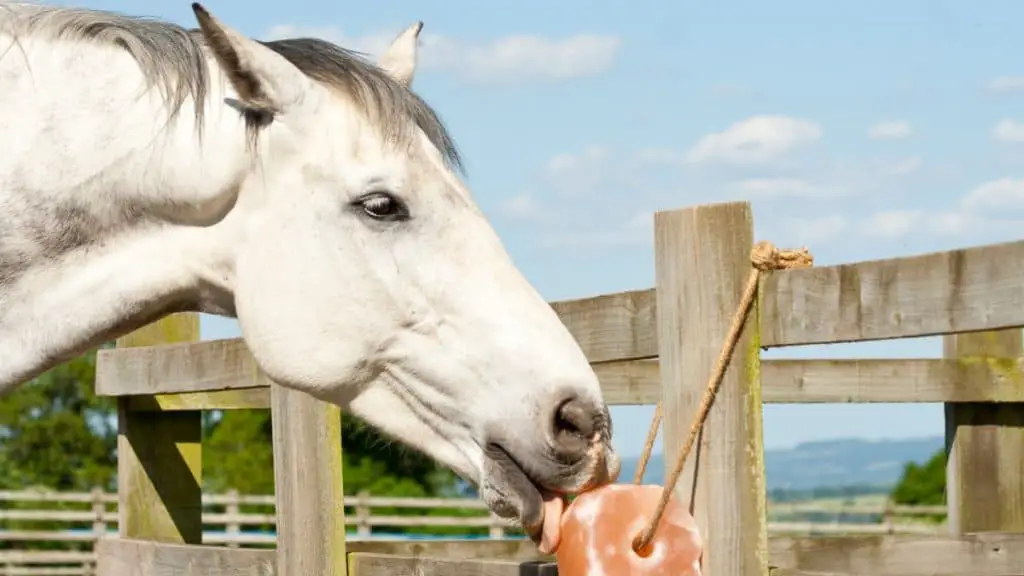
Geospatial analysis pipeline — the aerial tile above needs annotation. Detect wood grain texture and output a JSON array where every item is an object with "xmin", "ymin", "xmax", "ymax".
[
  {"xmin": 115, "ymin": 313, "xmax": 203, "ymax": 544},
  {"xmin": 762, "ymin": 358, "xmax": 1024, "ymax": 403},
  {"xmin": 63, "ymin": 533, "xmax": 1024, "ymax": 576},
  {"xmin": 96, "ymin": 339, "xmax": 1024, "ymax": 406},
  {"xmin": 344, "ymin": 539, "xmax": 548, "ymax": 562},
  {"xmin": 125, "ymin": 389, "xmax": 271, "ymax": 411},
  {"xmin": 350, "ymin": 533, "xmax": 1024, "ymax": 575},
  {"xmin": 549, "ymin": 288, "xmax": 657, "ymax": 363},
  {"xmin": 95, "ymin": 538, "xmax": 273, "ymax": 576},
  {"xmin": 944, "ymin": 330, "xmax": 1024, "ymax": 534},
  {"xmin": 97, "ymin": 338, "xmax": 268, "ymax": 396},
  {"xmin": 768, "ymin": 533, "xmax": 1024, "ymax": 575},
  {"xmin": 761, "ymin": 238, "xmax": 1024, "ymax": 347},
  {"xmin": 270, "ymin": 385, "xmax": 347, "ymax": 576},
  {"xmin": 591, "ymin": 359, "xmax": 659, "ymax": 404},
  {"xmin": 348, "ymin": 553, "xmax": 557, "ymax": 576},
  {"xmin": 654, "ymin": 202, "xmax": 768, "ymax": 576}
]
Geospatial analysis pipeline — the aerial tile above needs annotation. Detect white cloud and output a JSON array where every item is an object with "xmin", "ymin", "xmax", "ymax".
[
  {"xmin": 860, "ymin": 210, "xmax": 923, "ymax": 238},
  {"xmin": 264, "ymin": 24, "xmax": 620, "ymax": 85},
  {"xmin": 685, "ymin": 115, "xmax": 822, "ymax": 166},
  {"xmin": 634, "ymin": 148, "xmax": 682, "ymax": 165},
  {"xmin": 880, "ymin": 157, "xmax": 921, "ymax": 176},
  {"xmin": 500, "ymin": 194, "xmax": 547, "ymax": 221},
  {"xmin": 993, "ymin": 119, "xmax": 1024, "ymax": 144},
  {"xmin": 728, "ymin": 178, "xmax": 837, "ymax": 198},
  {"xmin": 542, "ymin": 210, "xmax": 652, "ymax": 247},
  {"xmin": 868, "ymin": 121, "xmax": 912, "ymax": 140},
  {"xmin": 542, "ymin": 146, "xmax": 615, "ymax": 198},
  {"xmin": 546, "ymin": 146, "xmax": 609, "ymax": 176},
  {"xmin": 988, "ymin": 76, "xmax": 1024, "ymax": 94},
  {"xmin": 928, "ymin": 212, "xmax": 977, "ymax": 235},
  {"xmin": 961, "ymin": 178, "xmax": 1024, "ymax": 212}
]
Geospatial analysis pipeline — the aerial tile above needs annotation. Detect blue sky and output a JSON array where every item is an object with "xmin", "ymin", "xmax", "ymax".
[{"xmin": 64, "ymin": 0, "xmax": 1024, "ymax": 456}]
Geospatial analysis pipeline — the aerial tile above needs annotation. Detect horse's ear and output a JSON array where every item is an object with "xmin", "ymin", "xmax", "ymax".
[
  {"xmin": 378, "ymin": 21, "xmax": 423, "ymax": 87},
  {"xmin": 192, "ymin": 3, "xmax": 313, "ymax": 114}
]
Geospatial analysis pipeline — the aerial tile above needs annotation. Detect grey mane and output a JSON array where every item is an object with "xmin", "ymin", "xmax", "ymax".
[{"xmin": 0, "ymin": 3, "xmax": 462, "ymax": 171}]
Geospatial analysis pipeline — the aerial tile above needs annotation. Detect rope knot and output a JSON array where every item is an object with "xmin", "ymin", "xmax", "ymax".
[{"xmin": 750, "ymin": 240, "xmax": 814, "ymax": 272}]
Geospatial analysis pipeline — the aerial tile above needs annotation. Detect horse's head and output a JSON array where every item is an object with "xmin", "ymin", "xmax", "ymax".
[{"xmin": 192, "ymin": 5, "xmax": 619, "ymax": 541}]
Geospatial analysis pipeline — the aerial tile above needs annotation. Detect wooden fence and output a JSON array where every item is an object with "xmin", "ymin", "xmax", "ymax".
[
  {"xmin": 87, "ymin": 200, "xmax": 1024, "ymax": 575},
  {"xmin": 0, "ymin": 487, "xmax": 948, "ymax": 542},
  {"xmin": 0, "ymin": 489, "xmax": 948, "ymax": 574}
]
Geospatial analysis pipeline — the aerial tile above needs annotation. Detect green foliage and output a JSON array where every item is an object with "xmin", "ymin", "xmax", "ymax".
[
  {"xmin": 0, "ymin": 352, "xmax": 118, "ymax": 550},
  {"xmin": 202, "ymin": 409, "xmax": 461, "ymax": 498},
  {"xmin": 202, "ymin": 409, "xmax": 479, "ymax": 536},
  {"xmin": 891, "ymin": 448, "xmax": 946, "ymax": 505},
  {"xmin": 0, "ymin": 351, "xmax": 116, "ymax": 492}
]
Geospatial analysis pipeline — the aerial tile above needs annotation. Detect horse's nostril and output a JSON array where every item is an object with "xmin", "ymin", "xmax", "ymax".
[{"xmin": 553, "ymin": 394, "xmax": 597, "ymax": 445}]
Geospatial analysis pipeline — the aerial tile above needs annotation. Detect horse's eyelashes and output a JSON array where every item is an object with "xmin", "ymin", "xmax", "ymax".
[{"xmin": 356, "ymin": 191, "xmax": 410, "ymax": 222}]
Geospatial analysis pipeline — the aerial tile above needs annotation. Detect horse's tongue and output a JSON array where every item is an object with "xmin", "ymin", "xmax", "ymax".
[{"xmin": 537, "ymin": 494, "xmax": 565, "ymax": 555}]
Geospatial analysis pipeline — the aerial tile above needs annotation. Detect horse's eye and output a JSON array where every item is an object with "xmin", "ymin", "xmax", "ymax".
[{"xmin": 355, "ymin": 192, "xmax": 410, "ymax": 222}]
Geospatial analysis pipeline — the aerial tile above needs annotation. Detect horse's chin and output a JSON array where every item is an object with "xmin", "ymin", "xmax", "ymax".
[{"xmin": 476, "ymin": 442, "xmax": 572, "ymax": 553}]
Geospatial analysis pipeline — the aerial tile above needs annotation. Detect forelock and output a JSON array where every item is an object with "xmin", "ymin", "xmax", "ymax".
[{"xmin": 260, "ymin": 38, "xmax": 464, "ymax": 174}]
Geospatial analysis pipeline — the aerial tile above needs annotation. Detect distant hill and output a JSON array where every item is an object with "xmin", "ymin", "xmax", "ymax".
[{"xmin": 620, "ymin": 436, "xmax": 944, "ymax": 492}]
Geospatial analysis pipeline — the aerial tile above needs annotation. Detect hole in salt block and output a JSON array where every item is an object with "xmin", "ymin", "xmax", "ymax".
[{"xmin": 633, "ymin": 538, "xmax": 655, "ymax": 558}]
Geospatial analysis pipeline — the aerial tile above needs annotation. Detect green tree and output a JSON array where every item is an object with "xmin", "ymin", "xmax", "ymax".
[
  {"xmin": 203, "ymin": 409, "xmax": 461, "ymax": 497},
  {"xmin": 891, "ymin": 448, "xmax": 946, "ymax": 505},
  {"xmin": 0, "ymin": 351, "xmax": 117, "ymax": 491},
  {"xmin": 0, "ymin": 351, "xmax": 119, "ymax": 550}
]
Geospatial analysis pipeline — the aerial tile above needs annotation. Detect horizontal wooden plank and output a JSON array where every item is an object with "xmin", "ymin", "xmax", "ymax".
[
  {"xmin": 591, "ymin": 359, "xmax": 659, "ymax": 404},
  {"xmin": 769, "ymin": 533, "xmax": 1024, "ymax": 575},
  {"xmin": 96, "ymin": 339, "xmax": 270, "ymax": 397},
  {"xmin": 96, "ymin": 337, "xmax": 662, "ymax": 406},
  {"xmin": 762, "ymin": 358, "xmax": 1024, "ymax": 403},
  {"xmin": 346, "ymin": 540, "xmax": 547, "ymax": 562},
  {"xmin": 761, "ymin": 239, "xmax": 1024, "ymax": 347},
  {"xmin": 348, "ymin": 553, "xmax": 557, "ymax": 576},
  {"xmin": 80, "ymin": 533, "xmax": 1024, "ymax": 576},
  {"xmin": 98, "ymin": 336, "xmax": 1024, "ymax": 405},
  {"xmin": 125, "ymin": 388, "xmax": 270, "ymax": 411},
  {"xmin": 350, "ymin": 533, "xmax": 1024, "ymax": 576},
  {"xmin": 549, "ymin": 288, "xmax": 658, "ymax": 363},
  {"xmin": 95, "ymin": 539, "xmax": 550, "ymax": 576},
  {"xmin": 599, "ymin": 357, "xmax": 1024, "ymax": 404},
  {"xmin": 97, "ymin": 289, "xmax": 659, "ymax": 400},
  {"xmin": 94, "ymin": 538, "xmax": 274, "ymax": 576}
]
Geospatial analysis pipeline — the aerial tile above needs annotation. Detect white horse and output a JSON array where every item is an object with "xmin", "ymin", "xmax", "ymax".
[{"xmin": 0, "ymin": 2, "xmax": 618, "ymax": 551}]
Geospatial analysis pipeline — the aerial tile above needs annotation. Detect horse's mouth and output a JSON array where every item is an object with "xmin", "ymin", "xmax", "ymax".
[{"xmin": 481, "ymin": 441, "xmax": 602, "ymax": 554}]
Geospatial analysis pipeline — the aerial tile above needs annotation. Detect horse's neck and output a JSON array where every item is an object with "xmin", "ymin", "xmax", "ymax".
[{"xmin": 0, "ymin": 34, "xmax": 249, "ymax": 389}]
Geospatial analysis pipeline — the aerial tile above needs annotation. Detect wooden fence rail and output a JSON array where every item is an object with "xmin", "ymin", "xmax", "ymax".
[
  {"xmin": 0, "ymin": 489, "xmax": 948, "ymax": 546},
  {"xmin": 0, "ymin": 487, "xmax": 951, "ymax": 575}
]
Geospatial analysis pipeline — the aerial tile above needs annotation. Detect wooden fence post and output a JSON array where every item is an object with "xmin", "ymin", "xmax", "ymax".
[
  {"xmin": 883, "ymin": 499, "xmax": 895, "ymax": 535},
  {"xmin": 654, "ymin": 201, "xmax": 768, "ymax": 576},
  {"xmin": 226, "ymin": 489, "xmax": 241, "ymax": 548},
  {"xmin": 944, "ymin": 329, "xmax": 1024, "ymax": 532},
  {"xmin": 355, "ymin": 490, "xmax": 371, "ymax": 538},
  {"xmin": 271, "ymin": 385, "xmax": 347, "ymax": 575},
  {"xmin": 115, "ymin": 313, "xmax": 203, "ymax": 543},
  {"xmin": 488, "ymin": 513, "xmax": 506, "ymax": 540},
  {"xmin": 90, "ymin": 486, "xmax": 106, "ymax": 540}
]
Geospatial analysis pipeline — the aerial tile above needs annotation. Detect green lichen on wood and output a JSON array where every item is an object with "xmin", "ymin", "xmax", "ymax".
[
  {"xmin": 956, "ymin": 354, "xmax": 1024, "ymax": 387},
  {"xmin": 746, "ymin": 282, "xmax": 769, "ymax": 573}
]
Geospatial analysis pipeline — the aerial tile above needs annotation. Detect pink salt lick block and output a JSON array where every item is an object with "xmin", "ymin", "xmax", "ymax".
[{"xmin": 553, "ymin": 484, "xmax": 703, "ymax": 576}]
